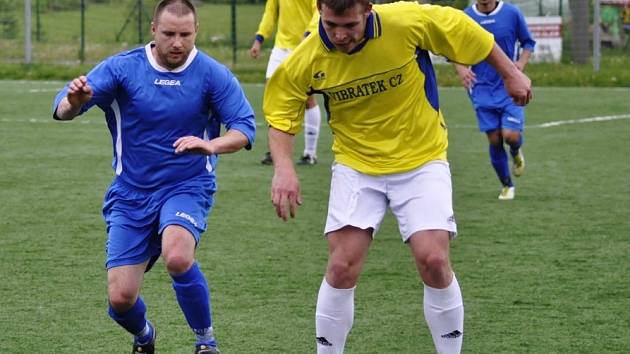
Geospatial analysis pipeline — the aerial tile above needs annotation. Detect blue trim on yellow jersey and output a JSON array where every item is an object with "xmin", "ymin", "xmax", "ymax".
[
  {"xmin": 318, "ymin": 11, "xmax": 382, "ymax": 52},
  {"xmin": 416, "ymin": 48, "xmax": 439, "ymax": 111},
  {"xmin": 318, "ymin": 20, "xmax": 335, "ymax": 51}
]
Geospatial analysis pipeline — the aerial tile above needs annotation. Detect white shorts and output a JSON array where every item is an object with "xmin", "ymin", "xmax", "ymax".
[
  {"xmin": 324, "ymin": 161, "xmax": 457, "ymax": 242},
  {"xmin": 265, "ymin": 47, "xmax": 292, "ymax": 79}
]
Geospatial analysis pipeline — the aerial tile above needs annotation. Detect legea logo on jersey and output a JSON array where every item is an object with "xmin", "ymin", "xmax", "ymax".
[
  {"xmin": 313, "ymin": 71, "xmax": 326, "ymax": 81},
  {"xmin": 154, "ymin": 78, "xmax": 182, "ymax": 86},
  {"xmin": 175, "ymin": 211, "xmax": 198, "ymax": 227},
  {"xmin": 480, "ymin": 19, "xmax": 496, "ymax": 25}
]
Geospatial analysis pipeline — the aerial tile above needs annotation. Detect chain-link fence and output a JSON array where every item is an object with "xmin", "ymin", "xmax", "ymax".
[
  {"xmin": 0, "ymin": 0, "xmax": 267, "ymax": 67},
  {"xmin": 0, "ymin": 0, "xmax": 628, "ymax": 68}
]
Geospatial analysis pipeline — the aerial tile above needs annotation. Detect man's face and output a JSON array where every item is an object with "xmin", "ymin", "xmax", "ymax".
[
  {"xmin": 476, "ymin": 0, "xmax": 497, "ymax": 9},
  {"xmin": 320, "ymin": 3, "xmax": 372, "ymax": 54},
  {"xmin": 151, "ymin": 11, "xmax": 197, "ymax": 69}
]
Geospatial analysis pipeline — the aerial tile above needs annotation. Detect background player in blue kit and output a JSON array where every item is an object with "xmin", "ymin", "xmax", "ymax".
[
  {"xmin": 52, "ymin": 1, "xmax": 256, "ymax": 353},
  {"xmin": 454, "ymin": 0, "xmax": 535, "ymax": 200}
]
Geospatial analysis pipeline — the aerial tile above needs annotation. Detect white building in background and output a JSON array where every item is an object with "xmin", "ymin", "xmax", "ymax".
[{"xmin": 527, "ymin": 16, "xmax": 563, "ymax": 62}]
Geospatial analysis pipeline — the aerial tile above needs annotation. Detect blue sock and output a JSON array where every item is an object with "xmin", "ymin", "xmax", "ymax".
[
  {"xmin": 508, "ymin": 135, "xmax": 523, "ymax": 158},
  {"xmin": 108, "ymin": 297, "xmax": 152, "ymax": 343},
  {"xmin": 171, "ymin": 262, "xmax": 216, "ymax": 346},
  {"xmin": 489, "ymin": 144, "xmax": 512, "ymax": 187}
]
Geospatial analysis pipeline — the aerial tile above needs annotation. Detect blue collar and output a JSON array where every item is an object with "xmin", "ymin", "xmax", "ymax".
[{"xmin": 318, "ymin": 11, "xmax": 382, "ymax": 54}]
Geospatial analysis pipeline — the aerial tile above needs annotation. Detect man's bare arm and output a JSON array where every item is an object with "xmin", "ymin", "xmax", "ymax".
[{"xmin": 54, "ymin": 75, "xmax": 93, "ymax": 120}]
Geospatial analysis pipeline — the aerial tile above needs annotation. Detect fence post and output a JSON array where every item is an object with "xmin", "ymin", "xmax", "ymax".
[
  {"xmin": 35, "ymin": 0, "xmax": 41, "ymax": 41},
  {"xmin": 80, "ymin": 0, "xmax": 85, "ymax": 63},
  {"xmin": 231, "ymin": 0, "xmax": 237, "ymax": 66},
  {"xmin": 24, "ymin": 0, "xmax": 32, "ymax": 64},
  {"xmin": 593, "ymin": 0, "xmax": 600, "ymax": 72},
  {"xmin": 138, "ymin": 0, "xmax": 144, "ymax": 44}
]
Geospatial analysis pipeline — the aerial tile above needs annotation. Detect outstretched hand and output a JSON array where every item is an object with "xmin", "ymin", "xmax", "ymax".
[{"xmin": 66, "ymin": 75, "xmax": 93, "ymax": 108}]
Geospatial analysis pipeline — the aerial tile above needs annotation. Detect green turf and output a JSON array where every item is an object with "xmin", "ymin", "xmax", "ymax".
[{"xmin": 0, "ymin": 81, "xmax": 629, "ymax": 353}]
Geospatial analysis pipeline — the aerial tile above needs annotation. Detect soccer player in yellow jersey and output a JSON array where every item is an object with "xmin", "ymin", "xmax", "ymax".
[
  {"xmin": 250, "ymin": 0, "xmax": 322, "ymax": 165},
  {"xmin": 265, "ymin": 1, "xmax": 532, "ymax": 353}
]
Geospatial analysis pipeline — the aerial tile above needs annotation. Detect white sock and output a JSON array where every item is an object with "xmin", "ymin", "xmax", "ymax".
[
  {"xmin": 423, "ymin": 274, "xmax": 464, "ymax": 354},
  {"xmin": 315, "ymin": 278, "xmax": 355, "ymax": 354},
  {"xmin": 303, "ymin": 105, "xmax": 321, "ymax": 157}
]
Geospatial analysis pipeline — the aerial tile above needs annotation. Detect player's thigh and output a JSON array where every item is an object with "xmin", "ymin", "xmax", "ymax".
[
  {"xmin": 265, "ymin": 47, "xmax": 292, "ymax": 79},
  {"xmin": 501, "ymin": 103, "xmax": 525, "ymax": 131},
  {"xmin": 387, "ymin": 161, "xmax": 457, "ymax": 242},
  {"xmin": 159, "ymin": 191, "xmax": 214, "ymax": 246},
  {"xmin": 327, "ymin": 226, "xmax": 373, "ymax": 263},
  {"xmin": 324, "ymin": 163, "xmax": 388, "ymax": 237},
  {"xmin": 475, "ymin": 107, "xmax": 502, "ymax": 132},
  {"xmin": 103, "ymin": 183, "xmax": 161, "ymax": 270}
]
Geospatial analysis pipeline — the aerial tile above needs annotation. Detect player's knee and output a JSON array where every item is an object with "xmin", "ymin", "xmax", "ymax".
[
  {"xmin": 504, "ymin": 134, "xmax": 520, "ymax": 146},
  {"xmin": 108, "ymin": 288, "xmax": 138, "ymax": 312},
  {"xmin": 417, "ymin": 251, "xmax": 449, "ymax": 273},
  {"xmin": 163, "ymin": 252, "xmax": 193, "ymax": 274},
  {"xmin": 327, "ymin": 259, "xmax": 360, "ymax": 287}
]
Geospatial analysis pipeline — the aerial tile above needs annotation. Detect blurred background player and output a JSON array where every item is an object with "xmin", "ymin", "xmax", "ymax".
[
  {"xmin": 250, "ymin": 0, "xmax": 322, "ymax": 165},
  {"xmin": 454, "ymin": 0, "xmax": 535, "ymax": 200},
  {"xmin": 52, "ymin": 1, "xmax": 256, "ymax": 353},
  {"xmin": 264, "ymin": 0, "xmax": 532, "ymax": 353}
]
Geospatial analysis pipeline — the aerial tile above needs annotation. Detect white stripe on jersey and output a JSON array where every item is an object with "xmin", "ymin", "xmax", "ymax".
[
  {"xmin": 203, "ymin": 126, "xmax": 214, "ymax": 174},
  {"xmin": 112, "ymin": 100, "xmax": 123, "ymax": 176}
]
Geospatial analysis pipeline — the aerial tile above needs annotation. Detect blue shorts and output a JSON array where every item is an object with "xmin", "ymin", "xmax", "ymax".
[
  {"xmin": 102, "ymin": 177, "xmax": 215, "ymax": 271},
  {"xmin": 475, "ymin": 100, "xmax": 525, "ymax": 133}
]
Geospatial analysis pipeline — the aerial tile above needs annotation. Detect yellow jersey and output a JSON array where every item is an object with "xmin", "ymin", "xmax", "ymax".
[
  {"xmin": 255, "ymin": 0, "xmax": 318, "ymax": 50},
  {"xmin": 264, "ymin": 2, "xmax": 494, "ymax": 175}
]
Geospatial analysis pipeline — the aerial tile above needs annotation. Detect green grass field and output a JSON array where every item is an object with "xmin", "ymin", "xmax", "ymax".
[{"xmin": 1, "ymin": 81, "xmax": 629, "ymax": 353}]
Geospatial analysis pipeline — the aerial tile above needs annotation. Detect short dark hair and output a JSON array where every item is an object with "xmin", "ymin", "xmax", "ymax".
[
  {"xmin": 154, "ymin": 0, "xmax": 197, "ymax": 24},
  {"xmin": 317, "ymin": 0, "xmax": 371, "ymax": 14}
]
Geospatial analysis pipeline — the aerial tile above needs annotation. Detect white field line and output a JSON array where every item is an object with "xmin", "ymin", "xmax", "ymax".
[{"xmin": 529, "ymin": 113, "xmax": 630, "ymax": 128}]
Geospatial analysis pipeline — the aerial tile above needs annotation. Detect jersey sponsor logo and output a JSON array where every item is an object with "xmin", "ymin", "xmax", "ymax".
[
  {"xmin": 154, "ymin": 78, "xmax": 182, "ymax": 86},
  {"xmin": 480, "ymin": 19, "xmax": 496, "ymax": 25},
  {"xmin": 313, "ymin": 71, "xmax": 326, "ymax": 81},
  {"xmin": 326, "ymin": 73, "xmax": 403, "ymax": 102},
  {"xmin": 175, "ymin": 211, "xmax": 198, "ymax": 227}
]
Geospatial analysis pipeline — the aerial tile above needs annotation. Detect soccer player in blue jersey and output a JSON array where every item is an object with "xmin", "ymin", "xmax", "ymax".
[
  {"xmin": 454, "ymin": 0, "xmax": 536, "ymax": 200},
  {"xmin": 51, "ymin": 1, "xmax": 256, "ymax": 353},
  {"xmin": 264, "ymin": 0, "xmax": 532, "ymax": 353},
  {"xmin": 250, "ymin": 0, "xmax": 322, "ymax": 165}
]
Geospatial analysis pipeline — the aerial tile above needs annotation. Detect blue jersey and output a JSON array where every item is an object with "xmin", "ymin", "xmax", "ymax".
[
  {"xmin": 464, "ymin": 1, "xmax": 535, "ymax": 106},
  {"xmin": 53, "ymin": 44, "xmax": 256, "ymax": 190}
]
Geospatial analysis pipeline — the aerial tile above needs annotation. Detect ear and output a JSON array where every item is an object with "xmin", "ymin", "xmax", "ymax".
[
  {"xmin": 151, "ymin": 21, "xmax": 156, "ymax": 36},
  {"xmin": 365, "ymin": 2, "xmax": 373, "ymax": 14}
]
